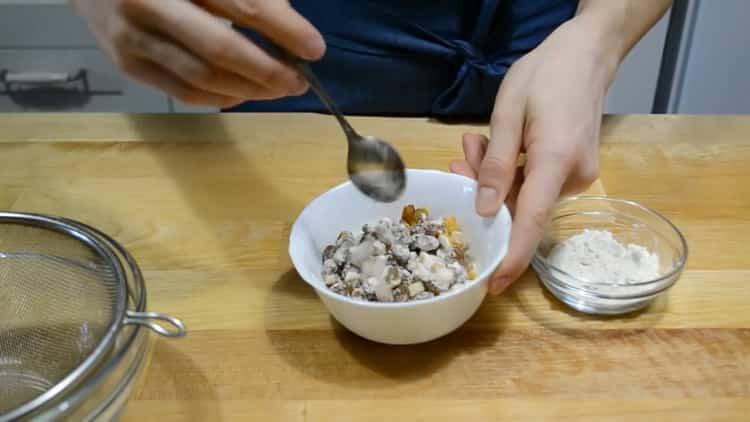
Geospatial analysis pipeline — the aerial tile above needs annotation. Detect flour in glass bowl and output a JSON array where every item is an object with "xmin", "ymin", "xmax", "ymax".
[{"xmin": 546, "ymin": 229, "xmax": 660, "ymax": 293}]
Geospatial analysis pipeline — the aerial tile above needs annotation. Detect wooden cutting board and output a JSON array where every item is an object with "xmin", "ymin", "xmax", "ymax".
[{"xmin": 0, "ymin": 113, "xmax": 748, "ymax": 421}]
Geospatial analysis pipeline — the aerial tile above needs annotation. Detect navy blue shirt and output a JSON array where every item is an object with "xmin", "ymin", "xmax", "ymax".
[{"xmin": 227, "ymin": 0, "xmax": 578, "ymax": 118}]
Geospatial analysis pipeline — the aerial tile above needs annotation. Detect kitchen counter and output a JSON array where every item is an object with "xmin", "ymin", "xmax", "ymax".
[{"xmin": 1, "ymin": 113, "xmax": 748, "ymax": 421}]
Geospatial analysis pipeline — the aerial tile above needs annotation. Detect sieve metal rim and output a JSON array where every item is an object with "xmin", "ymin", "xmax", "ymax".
[
  {"xmin": 38, "ymin": 217, "xmax": 183, "ymax": 421},
  {"xmin": 0, "ymin": 212, "xmax": 185, "ymax": 421},
  {"xmin": 42, "ymin": 217, "xmax": 150, "ymax": 421},
  {"xmin": 59, "ymin": 217, "xmax": 185, "ymax": 337}
]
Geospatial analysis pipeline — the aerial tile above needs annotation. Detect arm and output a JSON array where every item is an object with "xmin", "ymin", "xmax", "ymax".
[
  {"xmin": 575, "ymin": 0, "xmax": 674, "ymax": 84},
  {"xmin": 451, "ymin": 1, "xmax": 672, "ymax": 293}
]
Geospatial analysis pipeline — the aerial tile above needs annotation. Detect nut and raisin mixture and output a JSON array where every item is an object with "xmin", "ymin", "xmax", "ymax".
[{"xmin": 321, "ymin": 205, "xmax": 476, "ymax": 302}]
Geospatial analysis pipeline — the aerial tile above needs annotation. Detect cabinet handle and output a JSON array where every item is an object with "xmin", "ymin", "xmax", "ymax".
[{"xmin": 1, "ymin": 69, "xmax": 85, "ymax": 86}]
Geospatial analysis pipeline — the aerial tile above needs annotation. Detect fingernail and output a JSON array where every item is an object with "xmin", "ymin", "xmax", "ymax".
[
  {"xmin": 488, "ymin": 276, "xmax": 510, "ymax": 294},
  {"xmin": 303, "ymin": 37, "xmax": 326, "ymax": 60},
  {"xmin": 477, "ymin": 187, "xmax": 499, "ymax": 216},
  {"xmin": 293, "ymin": 83, "xmax": 309, "ymax": 95},
  {"xmin": 290, "ymin": 77, "xmax": 309, "ymax": 95}
]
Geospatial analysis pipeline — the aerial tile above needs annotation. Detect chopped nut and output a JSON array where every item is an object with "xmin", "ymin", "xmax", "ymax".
[
  {"xmin": 394, "ymin": 290, "xmax": 408, "ymax": 302},
  {"xmin": 392, "ymin": 223, "xmax": 410, "ymax": 242},
  {"xmin": 323, "ymin": 259, "xmax": 338, "ymax": 274},
  {"xmin": 329, "ymin": 281, "xmax": 345, "ymax": 293},
  {"xmin": 415, "ymin": 291, "xmax": 435, "ymax": 300},
  {"xmin": 407, "ymin": 281, "xmax": 425, "ymax": 297},
  {"xmin": 332, "ymin": 246, "xmax": 348, "ymax": 265},
  {"xmin": 453, "ymin": 247, "xmax": 467, "ymax": 266},
  {"xmin": 344, "ymin": 268, "xmax": 361, "ymax": 285},
  {"xmin": 362, "ymin": 277, "xmax": 378, "ymax": 295},
  {"xmin": 373, "ymin": 218, "xmax": 393, "ymax": 242},
  {"xmin": 336, "ymin": 231, "xmax": 355, "ymax": 247},
  {"xmin": 413, "ymin": 234, "xmax": 439, "ymax": 251},
  {"xmin": 349, "ymin": 240, "xmax": 374, "ymax": 267},
  {"xmin": 374, "ymin": 281, "xmax": 394, "ymax": 302},
  {"xmin": 361, "ymin": 255, "xmax": 388, "ymax": 280},
  {"xmin": 448, "ymin": 261, "xmax": 468, "ymax": 283},
  {"xmin": 322, "ymin": 245, "xmax": 337, "ymax": 262},
  {"xmin": 351, "ymin": 287, "xmax": 366, "ymax": 299},
  {"xmin": 392, "ymin": 244, "xmax": 410, "ymax": 263},
  {"xmin": 399, "ymin": 267, "xmax": 414, "ymax": 283},
  {"xmin": 324, "ymin": 273, "xmax": 341, "ymax": 286},
  {"xmin": 423, "ymin": 280, "xmax": 441, "ymax": 295},
  {"xmin": 373, "ymin": 240, "xmax": 387, "ymax": 255},
  {"xmin": 438, "ymin": 235, "xmax": 452, "ymax": 251},
  {"xmin": 431, "ymin": 266, "xmax": 455, "ymax": 291},
  {"xmin": 410, "ymin": 252, "xmax": 439, "ymax": 282},
  {"xmin": 322, "ymin": 205, "xmax": 474, "ymax": 302},
  {"xmin": 423, "ymin": 219, "xmax": 444, "ymax": 236},
  {"xmin": 383, "ymin": 265, "xmax": 402, "ymax": 287}
]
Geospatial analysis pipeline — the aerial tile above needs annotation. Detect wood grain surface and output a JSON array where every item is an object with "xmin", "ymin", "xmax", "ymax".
[{"xmin": 1, "ymin": 113, "xmax": 748, "ymax": 421}]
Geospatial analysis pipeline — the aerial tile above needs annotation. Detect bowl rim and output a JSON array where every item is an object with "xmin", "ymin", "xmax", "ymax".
[
  {"xmin": 288, "ymin": 168, "xmax": 511, "ymax": 308},
  {"xmin": 532, "ymin": 195, "xmax": 688, "ymax": 297}
]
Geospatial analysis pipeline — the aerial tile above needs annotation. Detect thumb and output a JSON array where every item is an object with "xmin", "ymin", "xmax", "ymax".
[{"xmin": 476, "ymin": 101, "xmax": 523, "ymax": 217}]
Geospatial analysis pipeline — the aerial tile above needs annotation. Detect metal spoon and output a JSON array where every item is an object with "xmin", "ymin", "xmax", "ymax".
[{"xmin": 285, "ymin": 58, "xmax": 406, "ymax": 202}]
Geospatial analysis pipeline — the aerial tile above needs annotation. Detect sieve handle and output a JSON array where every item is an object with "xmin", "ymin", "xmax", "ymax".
[{"xmin": 124, "ymin": 311, "xmax": 187, "ymax": 337}]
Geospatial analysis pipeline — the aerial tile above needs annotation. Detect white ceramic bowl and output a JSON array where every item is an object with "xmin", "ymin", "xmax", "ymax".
[{"xmin": 289, "ymin": 169, "xmax": 512, "ymax": 345}]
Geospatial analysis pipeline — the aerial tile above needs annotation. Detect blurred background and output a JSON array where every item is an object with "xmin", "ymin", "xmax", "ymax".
[{"xmin": 0, "ymin": 0, "xmax": 747, "ymax": 114}]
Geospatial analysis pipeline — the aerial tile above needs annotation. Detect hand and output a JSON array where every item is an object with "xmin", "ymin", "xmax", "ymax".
[
  {"xmin": 70, "ymin": 0, "xmax": 325, "ymax": 107},
  {"xmin": 450, "ymin": 18, "xmax": 617, "ymax": 294}
]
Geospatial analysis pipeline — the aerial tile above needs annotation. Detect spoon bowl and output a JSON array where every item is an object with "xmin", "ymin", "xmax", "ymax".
[
  {"xmin": 347, "ymin": 135, "xmax": 406, "ymax": 202},
  {"xmin": 284, "ymin": 55, "xmax": 407, "ymax": 202}
]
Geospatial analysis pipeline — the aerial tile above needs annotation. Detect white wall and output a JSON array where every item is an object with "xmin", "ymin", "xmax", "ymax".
[
  {"xmin": 605, "ymin": 13, "xmax": 670, "ymax": 114},
  {"xmin": 669, "ymin": 0, "xmax": 750, "ymax": 113}
]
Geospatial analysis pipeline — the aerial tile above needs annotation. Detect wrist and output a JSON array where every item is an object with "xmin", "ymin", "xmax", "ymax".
[{"xmin": 563, "ymin": 9, "xmax": 625, "ymax": 89}]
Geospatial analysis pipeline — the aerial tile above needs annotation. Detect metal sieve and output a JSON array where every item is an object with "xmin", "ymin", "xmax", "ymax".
[{"xmin": 0, "ymin": 212, "xmax": 186, "ymax": 421}]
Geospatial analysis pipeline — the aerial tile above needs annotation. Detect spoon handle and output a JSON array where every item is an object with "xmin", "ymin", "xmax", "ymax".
[{"xmin": 284, "ymin": 57, "xmax": 358, "ymax": 140}]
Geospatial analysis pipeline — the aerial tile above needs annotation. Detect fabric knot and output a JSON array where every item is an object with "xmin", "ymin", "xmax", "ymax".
[{"xmin": 453, "ymin": 40, "xmax": 486, "ymax": 68}]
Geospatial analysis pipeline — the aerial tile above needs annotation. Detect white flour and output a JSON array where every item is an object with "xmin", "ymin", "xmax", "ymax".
[{"xmin": 547, "ymin": 229, "xmax": 660, "ymax": 290}]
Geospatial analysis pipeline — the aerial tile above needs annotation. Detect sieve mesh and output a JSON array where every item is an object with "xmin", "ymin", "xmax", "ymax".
[{"xmin": 0, "ymin": 220, "xmax": 122, "ymax": 415}]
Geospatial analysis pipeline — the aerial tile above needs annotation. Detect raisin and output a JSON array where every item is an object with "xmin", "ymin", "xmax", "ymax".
[{"xmin": 401, "ymin": 204, "xmax": 418, "ymax": 226}]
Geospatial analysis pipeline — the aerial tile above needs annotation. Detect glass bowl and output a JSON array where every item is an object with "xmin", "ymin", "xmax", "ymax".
[
  {"xmin": 7, "ymin": 219, "xmax": 173, "ymax": 421},
  {"xmin": 531, "ymin": 196, "xmax": 688, "ymax": 315}
]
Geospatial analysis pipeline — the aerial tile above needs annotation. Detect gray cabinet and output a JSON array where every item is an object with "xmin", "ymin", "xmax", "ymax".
[
  {"xmin": 0, "ymin": 1, "xmax": 97, "ymax": 48},
  {"xmin": 0, "ymin": 0, "xmax": 171, "ymax": 112},
  {"xmin": 0, "ymin": 49, "xmax": 169, "ymax": 112}
]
